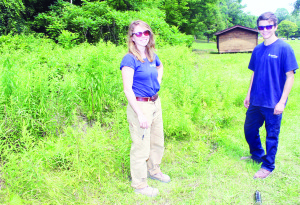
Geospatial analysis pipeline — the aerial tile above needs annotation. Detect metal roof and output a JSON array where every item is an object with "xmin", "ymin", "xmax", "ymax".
[{"xmin": 214, "ymin": 25, "xmax": 258, "ymax": 36}]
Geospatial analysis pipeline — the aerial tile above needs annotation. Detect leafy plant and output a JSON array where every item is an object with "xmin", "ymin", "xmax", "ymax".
[
  {"xmin": 33, "ymin": 0, "xmax": 193, "ymax": 46},
  {"xmin": 57, "ymin": 30, "xmax": 79, "ymax": 48},
  {"xmin": 278, "ymin": 20, "xmax": 298, "ymax": 39}
]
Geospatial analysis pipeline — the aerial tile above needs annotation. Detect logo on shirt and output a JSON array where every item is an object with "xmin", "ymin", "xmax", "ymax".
[
  {"xmin": 150, "ymin": 63, "xmax": 156, "ymax": 67},
  {"xmin": 268, "ymin": 53, "xmax": 278, "ymax": 58}
]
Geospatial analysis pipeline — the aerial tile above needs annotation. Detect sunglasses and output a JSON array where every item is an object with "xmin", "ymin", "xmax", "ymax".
[
  {"xmin": 258, "ymin": 25, "xmax": 274, "ymax": 31},
  {"xmin": 132, "ymin": 30, "xmax": 151, "ymax": 37}
]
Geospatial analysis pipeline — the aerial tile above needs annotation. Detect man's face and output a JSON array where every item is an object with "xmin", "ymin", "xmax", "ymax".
[{"xmin": 258, "ymin": 20, "xmax": 277, "ymax": 40}]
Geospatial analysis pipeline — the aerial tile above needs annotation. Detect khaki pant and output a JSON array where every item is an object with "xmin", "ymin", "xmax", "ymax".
[{"xmin": 127, "ymin": 97, "xmax": 164, "ymax": 189}]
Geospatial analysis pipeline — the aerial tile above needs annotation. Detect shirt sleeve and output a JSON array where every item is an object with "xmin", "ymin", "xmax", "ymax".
[
  {"xmin": 155, "ymin": 55, "xmax": 161, "ymax": 67},
  {"xmin": 248, "ymin": 47, "xmax": 256, "ymax": 71},
  {"xmin": 120, "ymin": 54, "xmax": 135, "ymax": 70},
  {"xmin": 282, "ymin": 45, "xmax": 298, "ymax": 74}
]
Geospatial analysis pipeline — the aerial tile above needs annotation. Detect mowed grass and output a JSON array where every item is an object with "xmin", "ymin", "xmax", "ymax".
[{"xmin": 0, "ymin": 37, "xmax": 299, "ymax": 204}]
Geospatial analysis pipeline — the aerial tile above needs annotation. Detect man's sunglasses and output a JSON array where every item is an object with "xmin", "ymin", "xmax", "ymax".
[
  {"xmin": 132, "ymin": 30, "xmax": 151, "ymax": 37},
  {"xmin": 258, "ymin": 25, "xmax": 274, "ymax": 31}
]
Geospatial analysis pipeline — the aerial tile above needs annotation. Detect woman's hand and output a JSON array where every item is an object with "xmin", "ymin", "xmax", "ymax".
[{"xmin": 138, "ymin": 113, "xmax": 149, "ymax": 129}]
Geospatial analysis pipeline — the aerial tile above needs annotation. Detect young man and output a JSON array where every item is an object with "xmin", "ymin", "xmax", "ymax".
[{"xmin": 242, "ymin": 12, "xmax": 298, "ymax": 179}]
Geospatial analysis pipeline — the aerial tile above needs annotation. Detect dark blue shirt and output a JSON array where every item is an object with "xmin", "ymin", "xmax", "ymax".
[
  {"xmin": 120, "ymin": 53, "xmax": 161, "ymax": 97},
  {"xmin": 248, "ymin": 39, "xmax": 298, "ymax": 108}
]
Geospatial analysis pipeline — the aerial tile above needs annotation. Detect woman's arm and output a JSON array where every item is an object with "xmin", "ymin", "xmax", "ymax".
[
  {"xmin": 122, "ymin": 66, "xmax": 149, "ymax": 128},
  {"xmin": 157, "ymin": 63, "xmax": 163, "ymax": 85}
]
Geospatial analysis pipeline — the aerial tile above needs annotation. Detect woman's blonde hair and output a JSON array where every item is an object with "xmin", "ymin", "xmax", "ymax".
[{"xmin": 127, "ymin": 20, "xmax": 156, "ymax": 62}]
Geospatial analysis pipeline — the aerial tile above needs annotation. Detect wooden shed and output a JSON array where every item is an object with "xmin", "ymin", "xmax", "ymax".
[{"xmin": 214, "ymin": 25, "xmax": 259, "ymax": 53}]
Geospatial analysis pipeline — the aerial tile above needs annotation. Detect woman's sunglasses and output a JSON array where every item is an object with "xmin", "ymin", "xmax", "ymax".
[
  {"xmin": 132, "ymin": 30, "xmax": 151, "ymax": 37},
  {"xmin": 258, "ymin": 25, "xmax": 274, "ymax": 31}
]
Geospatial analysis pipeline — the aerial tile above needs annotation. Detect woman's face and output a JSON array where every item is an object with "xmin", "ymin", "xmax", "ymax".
[{"xmin": 131, "ymin": 24, "xmax": 150, "ymax": 48}]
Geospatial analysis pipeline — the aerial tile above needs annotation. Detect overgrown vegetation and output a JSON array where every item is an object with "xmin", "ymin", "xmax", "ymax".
[
  {"xmin": 0, "ymin": 0, "xmax": 300, "ymax": 203},
  {"xmin": 0, "ymin": 35, "xmax": 299, "ymax": 204},
  {"xmin": 1, "ymin": 0, "xmax": 258, "ymax": 43},
  {"xmin": 33, "ymin": 0, "xmax": 194, "ymax": 46}
]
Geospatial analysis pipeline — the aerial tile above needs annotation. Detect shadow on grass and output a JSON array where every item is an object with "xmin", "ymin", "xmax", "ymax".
[
  {"xmin": 192, "ymin": 49, "xmax": 218, "ymax": 54},
  {"xmin": 194, "ymin": 40, "xmax": 216, "ymax": 43}
]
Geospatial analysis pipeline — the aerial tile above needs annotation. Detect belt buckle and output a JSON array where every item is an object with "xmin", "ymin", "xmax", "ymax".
[{"xmin": 150, "ymin": 94, "xmax": 158, "ymax": 102}]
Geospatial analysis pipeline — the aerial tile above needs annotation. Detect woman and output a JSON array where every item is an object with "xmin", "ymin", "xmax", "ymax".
[{"xmin": 120, "ymin": 20, "xmax": 170, "ymax": 197}]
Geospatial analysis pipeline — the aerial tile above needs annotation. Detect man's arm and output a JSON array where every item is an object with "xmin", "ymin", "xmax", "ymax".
[
  {"xmin": 274, "ymin": 71, "xmax": 295, "ymax": 115},
  {"xmin": 244, "ymin": 72, "xmax": 254, "ymax": 109}
]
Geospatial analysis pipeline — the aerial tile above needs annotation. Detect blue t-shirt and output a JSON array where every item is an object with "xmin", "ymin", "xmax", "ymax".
[
  {"xmin": 248, "ymin": 39, "xmax": 298, "ymax": 108},
  {"xmin": 120, "ymin": 53, "xmax": 161, "ymax": 97}
]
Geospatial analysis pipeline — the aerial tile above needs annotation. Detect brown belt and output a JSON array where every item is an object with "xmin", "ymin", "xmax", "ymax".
[{"xmin": 136, "ymin": 94, "xmax": 158, "ymax": 102}]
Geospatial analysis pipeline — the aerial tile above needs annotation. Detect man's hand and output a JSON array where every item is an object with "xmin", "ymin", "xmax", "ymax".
[
  {"xmin": 244, "ymin": 96, "xmax": 250, "ymax": 108},
  {"xmin": 274, "ymin": 102, "xmax": 285, "ymax": 115},
  {"xmin": 273, "ymin": 71, "xmax": 294, "ymax": 115},
  {"xmin": 244, "ymin": 73, "xmax": 254, "ymax": 109}
]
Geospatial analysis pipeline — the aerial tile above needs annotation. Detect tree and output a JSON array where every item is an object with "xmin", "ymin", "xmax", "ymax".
[
  {"xmin": 0, "ymin": 0, "xmax": 26, "ymax": 35},
  {"xmin": 106, "ymin": 0, "xmax": 144, "ymax": 11},
  {"xmin": 292, "ymin": 0, "xmax": 300, "ymax": 16},
  {"xmin": 219, "ymin": 0, "xmax": 256, "ymax": 29},
  {"xmin": 275, "ymin": 8, "xmax": 289, "ymax": 24},
  {"xmin": 186, "ymin": 0, "xmax": 221, "ymax": 38},
  {"xmin": 277, "ymin": 20, "xmax": 298, "ymax": 39},
  {"xmin": 194, "ymin": 2, "xmax": 225, "ymax": 42},
  {"xmin": 285, "ymin": 15, "xmax": 300, "ymax": 36},
  {"xmin": 158, "ymin": 0, "xmax": 223, "ymax": 41},
  {"xmin": 160, "ymin": 0, "xmax": 189, "ymax": 29}
]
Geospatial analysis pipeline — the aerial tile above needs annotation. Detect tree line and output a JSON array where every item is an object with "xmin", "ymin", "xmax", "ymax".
[
  {"xmin": 0, "ymin": 0, "xmax": 259, "ymax": 45},
  {"xmin": 276, "ymin": 7, "xmax": 300, "ymax": 40},
  {"xmin": 1, "ymin": 0, "xmax": 300, "ymax": 44}
]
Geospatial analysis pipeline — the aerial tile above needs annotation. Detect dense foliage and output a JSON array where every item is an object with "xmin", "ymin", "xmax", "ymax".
[
  {"xmin": 4, "ymin": 0, "xmax": 300, "ymax": 41},
  {"xmin": 293, "ymin": 0, "xmax": 300, "ymax": 16},
  {"xmin": 1, "ymin": 0, "xmax": 258, "ymax": 43},
  {"xmin": 33, "ymin": 0, "xmax": 193, "ymax": 46},
  {"xmin": 275, "ymin": 8, "xmax": 290, "ymax": 24},
  {"xmin": 0, "ymin": 0, "xmax": 26, "ymax": 35}
]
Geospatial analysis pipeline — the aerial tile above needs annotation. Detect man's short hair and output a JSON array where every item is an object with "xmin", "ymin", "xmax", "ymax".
[{"xmin": 257, "ymin": 12, "xmax": 278, "ymax": 26}]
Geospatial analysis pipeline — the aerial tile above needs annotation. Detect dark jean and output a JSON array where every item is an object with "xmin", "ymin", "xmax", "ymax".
[{"xmin": 244, "ymin": 104, "xmax": 282, "ymax": 172}]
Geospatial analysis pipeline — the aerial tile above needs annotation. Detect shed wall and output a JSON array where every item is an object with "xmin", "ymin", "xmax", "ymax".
[{"xmin": 218, "ymin": 28, "xmax": 257, "ymax": 53}]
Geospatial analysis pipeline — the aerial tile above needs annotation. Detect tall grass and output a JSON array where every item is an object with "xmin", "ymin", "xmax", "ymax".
[
  {"xmin": 0, "ymin": 34, "xmax": 125, "ymax": 143},
  {"xmin": 0, "ymin": 36, "xmax": 299, "ymax": 204}
]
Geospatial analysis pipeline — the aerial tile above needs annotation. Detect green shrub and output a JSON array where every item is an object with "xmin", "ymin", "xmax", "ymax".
[
  {"xmin": 33, "ymin": 0, "xmax": 193, "ymax": 47},
  {"xmin": 57, "ymin": 30, "xmax": 79, "ymax": 48}
]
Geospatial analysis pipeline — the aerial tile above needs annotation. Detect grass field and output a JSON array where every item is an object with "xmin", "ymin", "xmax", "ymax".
[{"xmin": 0, "ymin": 36, "xmax": 299, "ymax": 204}]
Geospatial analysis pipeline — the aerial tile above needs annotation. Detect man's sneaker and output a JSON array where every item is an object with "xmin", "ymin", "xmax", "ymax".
[
  {"xmin": 134, "ymin": 186, "xmax": 159, "ymax": 197},
  {"xmin": 253, "ymin": 168, "xmax": 272, "ymax": 179},
  {"xmin": 149, "ymin": 172, "xmax": 171, "ymax": 183}
]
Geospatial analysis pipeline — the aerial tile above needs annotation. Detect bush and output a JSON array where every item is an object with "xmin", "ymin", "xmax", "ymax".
[
  {"xmin": 57, "ymin": 30, "xmax": 79, "ymax": 48},
  {"xmin": 33, "ymin": 0, "xmax": 193, "ymax": 47}
]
